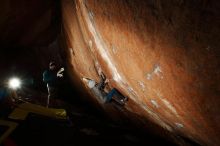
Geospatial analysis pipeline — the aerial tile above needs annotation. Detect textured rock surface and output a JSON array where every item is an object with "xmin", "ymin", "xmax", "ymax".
[{"xmin": 61, "ymin": 0, "xmax": 220, "ymax": 145}]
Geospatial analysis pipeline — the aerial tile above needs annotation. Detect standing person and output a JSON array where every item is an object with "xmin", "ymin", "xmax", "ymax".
[{"xmin": 43, "ymin": 61, "xmax": 64, "ymax": 108}]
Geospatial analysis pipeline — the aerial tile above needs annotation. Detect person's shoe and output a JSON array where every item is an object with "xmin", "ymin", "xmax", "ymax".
[
  {"xmin": 123, "ymin": 96, "xmax": 128, "ymax": 102},
  {"xmin": 120, "ymin": 97, "xmax": 128, "ymax": 103}
]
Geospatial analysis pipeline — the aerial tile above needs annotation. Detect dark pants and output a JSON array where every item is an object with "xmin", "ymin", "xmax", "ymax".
[
  {"xmin": 106, "ymin": 88, "xmax": 124, "ymax": 102},
  {"xmin": 47, "ymin": 84, "xmax": 58, "ymax": 107}
]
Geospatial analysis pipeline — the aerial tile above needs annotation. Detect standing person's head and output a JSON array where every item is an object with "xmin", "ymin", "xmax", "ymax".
[{"xmin": 49, "ymin": 61, "xmax": 56, "ymax": 70}]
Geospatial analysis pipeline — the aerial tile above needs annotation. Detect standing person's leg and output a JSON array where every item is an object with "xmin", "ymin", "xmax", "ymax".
[
  {"xmin": 47, "ymin": 85, "xmax": 59, "ymax": 108},
  {"xmin": 47, "ymin": 84, "xmax": 51, "ymax": 108}
]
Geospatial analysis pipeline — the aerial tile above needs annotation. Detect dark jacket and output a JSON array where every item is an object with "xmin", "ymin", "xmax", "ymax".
[{"xmin": 43, "ymin": 69, "xmax": 58, "ymax": 87}]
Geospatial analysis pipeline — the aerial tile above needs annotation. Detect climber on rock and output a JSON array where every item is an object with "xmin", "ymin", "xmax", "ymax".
[{"xmin": 82, "ymin": 74, "xmax": 128, "ymax": 105}]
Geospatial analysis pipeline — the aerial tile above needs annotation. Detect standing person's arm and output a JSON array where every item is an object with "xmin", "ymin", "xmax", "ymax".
[{"xmin": 57, "ymin": 67, "xmax": 64, "ymax": 77}]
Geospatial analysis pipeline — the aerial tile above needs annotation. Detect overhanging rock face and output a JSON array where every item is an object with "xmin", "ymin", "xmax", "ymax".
[{"xmin": 61, "ymin": 0, "xmax": 220, "ymax": 145}]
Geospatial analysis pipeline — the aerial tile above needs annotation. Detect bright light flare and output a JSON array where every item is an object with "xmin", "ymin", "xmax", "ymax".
[{"xmin": 8, "ymin": 78, "xmax": 21, "ymax": 89}]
